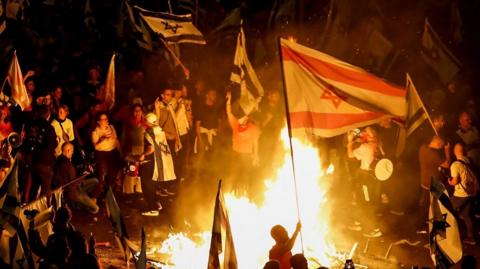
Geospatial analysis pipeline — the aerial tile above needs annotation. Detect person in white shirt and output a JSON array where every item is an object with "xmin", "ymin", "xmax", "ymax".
[
  {"xmin": 347, "ymin": 126, "xmax": 384, "ymax": 238},
  {"xmin": 51, "ymin": 105, "xmax": 75, "ymax": 157},
  {"xmin": 449, "ymin": 143, "xmax": 478, "ymax": 245},
  {"xmin": 172, "ymin": 86, "xmax": 192, "ymax": 181},
  {"xmin": 91, "ymin": 112, "xmax": 121, "ymax": 199},
  {"xmin": 456, "ymin": 111, "xmax": 480, "ymax": 168}
]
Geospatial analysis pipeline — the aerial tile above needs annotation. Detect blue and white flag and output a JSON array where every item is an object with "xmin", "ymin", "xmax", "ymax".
[
  {"xmin": 135, "ymin": 6, "xmax": 205, "ymax": 45},
  {"xmin": 429, "ymin": 177, "xmax": 462, "ymax": 268}
]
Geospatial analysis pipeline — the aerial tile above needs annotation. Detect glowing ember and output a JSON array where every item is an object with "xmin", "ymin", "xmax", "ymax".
[{"xmin": 158, "ymin": 128, "xmax": 341, "ymax": 268}]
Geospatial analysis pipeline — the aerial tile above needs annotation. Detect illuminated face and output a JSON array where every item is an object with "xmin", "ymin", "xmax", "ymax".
[
  {"xmin": 268, "ymin": 91, "xmax": 280, "ymax": 104},
  {"xmin": 26, "ymin": 80, "xmax": 35, "ymax": 93},
  {"xmin": 181, "ymin": 85, "xmax": 188, "ymax": 96},
  {"xmin": 459, "ymin": 113, "xmax": 472, "ymax": 131},
  {"xmin": 195, "ymin": 80, "xmax": 205, "ymax": 93},
  {"xmin": 162, "ymin": 89, "xmax": 174, "ymax": 104},
  {"xmin": 454, "ymin": 143, "xmax": 464, "ymax": 157},
  {"xmin": 98, "ymin": 114, "xmax": 109, "ymax": 128},
  {"xmin": 44, "ymin": 95, "xmax": 52, "ymax": 105},
  {"xmin": 133, "ymin": 106, "xmax": 143, "ymax": 119},
  {"xmin": 88, "ymin": 68, "xmax": 100, "ymax": 81},
  {"xmin": 433, "ymin": 116, "xmax": 445, "ymax": 130},
  {"xmin": 205, "ymin": 90, "xmax": 216, "ymax": 104},
  {"xmin": 53, "ymin": 87, "xmax": 62, "ymax": 99},
  {"xmin": 63, "ymin": 144, "xmax": 74, "ymax": 159},
  {"xmin": 58, "ymin": 107, "xmax": 68, "ymax": 121}
]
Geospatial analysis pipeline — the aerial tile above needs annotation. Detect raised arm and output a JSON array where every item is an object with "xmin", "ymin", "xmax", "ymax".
[{"xmin": 284, "ymin": 221, "xmax": 302, "ymax": 251}]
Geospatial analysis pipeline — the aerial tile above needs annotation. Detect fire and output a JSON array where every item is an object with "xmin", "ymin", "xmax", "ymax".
[{"xmin": 158, "ymin": 128, "xmax": 341, "ymax": 268}]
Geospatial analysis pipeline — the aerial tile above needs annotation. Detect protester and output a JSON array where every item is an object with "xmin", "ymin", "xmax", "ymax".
[
  {"xmin": 121, "ymin": 103, "xmax": 146, "ymax": 195},
  {"xmin": 290, "ymin": 253, "xmax": 308, "ymax": 269},
  {"xmin": 418, "ymin": 135, "xmax": 450, "ymax": 232},
  {"xmin": 24, "ymin": 105, "xmax": 58, "ymax": 201},
  {"xmin": 51, "ymin": 104, "xmax": 75, "ymax": 157},
  {"xmin": 263, "ymin": 260, "xmax": 281, "ymax": 269},
  {"xmin": 449, "ymin": 143, "xmax": 478, "ymax": 245},
  {"xmin": 456, "ymin": 111, "xmax": 480, "ymax": 168},
  {"xmin": 139, "ymin": 113, "xmax": 176, "ymax": 216},
  {"xmin": 195, "ymin": 88, "xmax": 221, "ymax": 175},
  {"xmin": 172, "ymin": 85, "xmax": 192, "ymax": 181},
  {"xmin": 225, "ymin": 90, "xmax": 260, "ymax": 191},
  {"xmin": 347, "ymin": 127, "xmax": 384, "ymax": 237},
  {"xmin": 269, "ymin": 222, "xmax": 302, "ymax": 269},
  {"xmin": 53, "ymin": 142, "xmax": 99, "ymax": 214},
  {"xmin": 91, "ymin": 112, "xmax": 122, "ymax": 199}
]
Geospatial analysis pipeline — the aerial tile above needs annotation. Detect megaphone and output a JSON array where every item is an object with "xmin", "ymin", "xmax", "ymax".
[{"xmin": 7, "ymin": 132, "xmax": 22, "ymax": 149}]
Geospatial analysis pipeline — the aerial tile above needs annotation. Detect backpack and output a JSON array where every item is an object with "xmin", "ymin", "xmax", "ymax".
[{"xmin": 456, "ymin": 159, "xmax": 480, "ymax": 196}]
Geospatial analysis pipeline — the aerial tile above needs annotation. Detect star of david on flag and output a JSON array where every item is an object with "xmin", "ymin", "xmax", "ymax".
[{"xmin": 135, "ymin": 6, "xmax": 205, "ymax": 44}]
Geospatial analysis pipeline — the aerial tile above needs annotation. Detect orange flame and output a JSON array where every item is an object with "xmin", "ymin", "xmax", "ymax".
[{"xmin": 158, "ymin": 128, "xmax": 341, "ymax": 268}]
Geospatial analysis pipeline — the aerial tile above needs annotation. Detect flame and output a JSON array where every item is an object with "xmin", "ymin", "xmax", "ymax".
[{"xmin": 158, "ymin": 128, "xmax": 341, "ymax": 268}]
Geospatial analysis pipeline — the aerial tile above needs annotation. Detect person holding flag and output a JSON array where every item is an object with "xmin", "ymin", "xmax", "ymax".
[
  {"xmin": 139, "ymin": 113, "xmax": 176, "ymax": 216},
  {"xmin": 268, "ymin": 222, "xmax": 302, "ymax": 269},
  {"xmin": 225, "ymin": 90, "xmax": 260, "ymax": 191}
]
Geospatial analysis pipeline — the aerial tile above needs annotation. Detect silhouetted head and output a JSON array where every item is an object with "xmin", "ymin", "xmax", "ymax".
[
  {"xmin": 263, "ymin": 260, "xmax": 280, "ymax": 269},
  {"xmin": 290, "ymin": 253, "xmax": 308, "ymax": 269},
  {"xmin": 270, "ymin": 225, "xmax": 288, "ymax": 244},
  {"xmin": 461, "ymin": 255, "xmax": 477, "ymax": 269},
  {"xmin": 46, "ymin": 233, "xmax": 70, "ymax": 262}
]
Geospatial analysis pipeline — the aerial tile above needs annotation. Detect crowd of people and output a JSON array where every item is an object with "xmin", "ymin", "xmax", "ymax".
[
  {"xmin": 1, "ymin": 1, "xmax": 480, "ymax": 268},
  {"xmin": 340, "ymin": 105, "xmax": 480, "ymax": 246},
  {"xmin": 0, "ymin": 63, "xmax": 285, "ymax": 214}
]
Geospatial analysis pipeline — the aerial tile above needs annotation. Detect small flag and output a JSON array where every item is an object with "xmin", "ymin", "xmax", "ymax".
[
  {"xmin": 104, "ymin": 54, "xmax": 116, "ymax": 110},
  {"xmin": 136, "ymin": 227, "xmax": 146, "ymax": 269},
  {"xmin": 404, "ymin": 74, "xmax": 429, "ymax": 136},
  {"xmin": 280, "ymin": 38, "xmax": 406, "ymax": 138},
  {"xmin": 0, "ymin": 0, "xmax": 6, "ymax": 34},
  {"xmin": 118, "ymin": 0, "xmax": 153, "ymax": 51},
  {"xmin": 6, "ymin": 51, "xmax": 31, "ymax": 110},
  {"xmin": 0, "ymin": 161, "xmax": 35, "ymax": 269},
  {"xmin": 230, "ymin": 25, "xmax": 264, "ymax": 117},
  {"xmin": 421, "ymin": 19, "xmax": 462, "ymax": 85},
  {"xmin": 105, "ymin": 187, "xmax": 129, "ymax": 260},
  {"xmin": 176, "ymin": 0, "xmax": 205, "ymax": 25},
  {"xmin": 395, "ymin": 74, "xmax": 434, "ymax": 157},
  {"xmin": 84, "ymin": 0, "xmax": 97, "ymax": 34},
  {"xmin": 207, "ymin": 181, "xmax": 237, "ymax": 269},
  {"xmin": 429, "ymin": 177, "xmax": 462, "ymax": 268},
  {"xmin": 207, "ymin": 7, "xmax": 241, "ymax": 41},
  {"xmin": 135, "ymin": 6, "xmax": 206, "ymax": 45}
]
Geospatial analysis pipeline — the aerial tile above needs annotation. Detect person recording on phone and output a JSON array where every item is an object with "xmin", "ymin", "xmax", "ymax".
[{"xmin": 347, "ymin": 126, "xmax": 384, "ymax": 237}]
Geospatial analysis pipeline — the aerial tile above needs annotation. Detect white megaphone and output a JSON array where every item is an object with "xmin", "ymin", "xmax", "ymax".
[{"xmin": 7, "ymin": 132, "xmax": 22, "ymax": 149}]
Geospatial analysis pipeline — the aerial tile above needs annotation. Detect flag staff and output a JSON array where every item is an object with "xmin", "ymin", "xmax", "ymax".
[
  {"xmin": 159, "ymin": 38, "xmax": 190, "ymax": 79},
  {"xmin": 277, "ymin": 37, "xmax": 304, "ymax": 253}
]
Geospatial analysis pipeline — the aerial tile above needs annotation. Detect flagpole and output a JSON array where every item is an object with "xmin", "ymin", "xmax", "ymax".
[
  {"xmin": 159, "ymin": 38, "xmax": 190, "ymax": 79},
  {"xmin": 277, "ymin": 38, "xmax": 304, "ymax": 253},
  {"xmin": 164, "ymin": 2, "xmax": 189, "ymax": 80},
  {"xmin": 0, "ymin": 77, "xmax": 7, "ymax": 92},
  {"xmin": 20, "ymin": 173, "xmax": 92, "ymax": 207}
]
